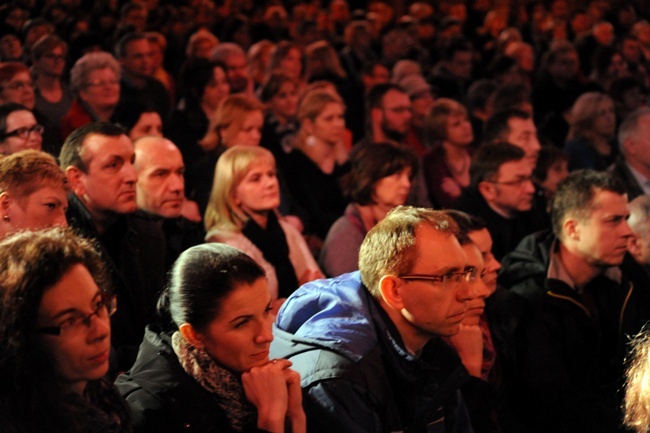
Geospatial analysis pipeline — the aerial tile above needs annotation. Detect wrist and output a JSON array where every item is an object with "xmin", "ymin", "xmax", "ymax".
[{"xmin": 257, "ymin": 408, "xmax": 286, "ymax": 433}]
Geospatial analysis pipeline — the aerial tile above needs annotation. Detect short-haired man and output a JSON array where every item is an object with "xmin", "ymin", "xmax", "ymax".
[
  {"xmin": 609, "ymin": 107, "xmax": 650, "ymax": 201},
  {"xmin": 271, "ymin": 206, "xmax": 476, "ymax": 433},
  {"xmin": 60, "ymin": 121, "xmax": 166, "ymax": 371},
  {"xmin": 115, "ymin": 32, "xmax": 170, "ymax": 119},
  {"xmin": 499, "ymin": 170, "xmax": 647, "ymax": 433},
  {"xmin": 355, "ymin": 83, "xmax": 431, "ymax": 207},
  {"xmin": 133, "ymin": 136, "xmax": 204, "ymax": 269},
  {"xmin": 483, "ymin": 108, "xmax": 541, "ymax": 169},
  {"xmin": 365, "ymin": 82, "xmax": 414, "ymax": 145},
  {"xmin": 453, "ymin": 141, "xmax": 549, "ymax": 260},
  {"xmin": 210, "ymin": 42, "xmax": 252, "ymax": 95}
]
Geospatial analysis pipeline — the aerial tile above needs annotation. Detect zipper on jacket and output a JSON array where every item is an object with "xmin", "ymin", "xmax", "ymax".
[
  {"xmin": 546, "ymin": 291, "xmax": 591, "ymax": 317},
  {"xmin": 618, "ymin": 281, "xmax": 634, "ymax": 334}
]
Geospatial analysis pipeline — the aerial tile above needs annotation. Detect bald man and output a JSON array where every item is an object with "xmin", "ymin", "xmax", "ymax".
[{"xmin": 134, "ymin": 136, "xmax": 204, "ymax": 268}]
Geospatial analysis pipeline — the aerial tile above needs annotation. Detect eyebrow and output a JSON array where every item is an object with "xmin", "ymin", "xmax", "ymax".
[{"xmin": 48, "ymin": 291, "xmax": 102, "ymax": 321}]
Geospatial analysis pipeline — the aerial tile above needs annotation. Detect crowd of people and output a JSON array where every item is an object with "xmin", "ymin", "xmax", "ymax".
[{"xmin": 3, "ymin": 0, "xmax": 650, "ymax": 432}]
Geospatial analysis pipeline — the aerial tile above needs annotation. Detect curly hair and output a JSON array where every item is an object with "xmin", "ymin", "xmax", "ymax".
[{"xmin": 0, "ymin": 227, "xmax": 120, "ymax": 433}]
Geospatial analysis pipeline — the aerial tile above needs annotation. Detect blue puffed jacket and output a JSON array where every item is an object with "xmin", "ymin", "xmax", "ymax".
[{"xmin": 271, "ymin": 271, "xmax": 473, "ymax": 433}]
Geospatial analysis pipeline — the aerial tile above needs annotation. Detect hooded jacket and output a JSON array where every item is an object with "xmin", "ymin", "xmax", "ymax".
[
  {"xmin": 271, "ymin": 271, "xmax": 473, "ymax": 433},
  {"xmin": 499, "ymin": 230, "xmax": 641, "ymax": 433}
]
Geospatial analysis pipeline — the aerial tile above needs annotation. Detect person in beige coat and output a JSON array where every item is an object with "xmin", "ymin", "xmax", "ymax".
[{"xmin": 204, "ymin": 145, "xmax": 323, "ymax": 308}]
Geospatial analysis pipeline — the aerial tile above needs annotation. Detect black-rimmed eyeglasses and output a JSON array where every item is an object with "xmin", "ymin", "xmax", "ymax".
[
  {"xmin": 1, "ymin": 124, "xmax": 44, "ymax": 140},
  {"xmin": 38, "ymin": 294, "xmax": 117, "ymax": 337}
]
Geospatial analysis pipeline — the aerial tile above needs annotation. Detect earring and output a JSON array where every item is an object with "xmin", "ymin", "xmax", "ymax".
[
  {"xmin": 305, "ymin": 135, "xmax": 317, "ymax": 147},
  {"xmin": 2, "ymin": 215, "xmax": 9, "ymax": 222}
]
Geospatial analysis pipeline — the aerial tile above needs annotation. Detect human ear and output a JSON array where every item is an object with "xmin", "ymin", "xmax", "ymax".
[
  {"xmin": 65, "ymin": 166, "xmax": 85, "ymax": 198},
  {"xmin": 628, "ymin": 235, "xmax": 642, "ymax": 257},
  {"xmin": 563, "ymin": 218, "xmax": 579, "ymax": 241},
  {"xmin": 179, "ymin": 323, "xmax": 205, "ymax": 349},
  {"xmin": 478, "ymin": 181, "xmax": 495, "ymax": 201},
  {"xmin": 0, "ymin": 191, "xmax": 12, "ymax": 216},
  {"xmin": 302, "ymin": 118, "xmax": 314, "ymax": 136},
  {"xmin": 378, "ymin": 275, "xmax": 405, "ymax": 310}
]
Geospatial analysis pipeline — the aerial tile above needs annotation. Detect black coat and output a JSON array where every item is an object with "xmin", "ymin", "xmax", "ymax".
[
  {"xmin": 115, "ymin": 326, "xmax": 259, "ymax": 433},
  {"xmin": 66, "ymin": 195, "xmax": 167, "ymax": 372},
  {"xmin": 499, "ymin": 231, "xmax": 647, "ymax": 433}
]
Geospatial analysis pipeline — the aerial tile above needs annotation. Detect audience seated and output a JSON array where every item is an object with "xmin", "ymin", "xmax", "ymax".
[
  {"xmin": 115, "ymin": 243, "xmax": 306, "ymax": 433},
  {"xmin": 0, "ymin": 227, "xmax": 131, "ymax": 432},
  {"xmin": 1, "ymin": 3, "xmax": 650, "ymax": 432}
]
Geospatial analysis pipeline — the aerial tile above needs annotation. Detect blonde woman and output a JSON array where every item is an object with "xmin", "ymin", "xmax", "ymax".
[
  {"xmin": 205, "ymin": 145, "xmax": 323, "ymax": 305},
  {"xmin": 191, "ymin": 94, "xmax": 265, "ymax": 213},
  {"xmin": 282, "ymin": 89, "xmax": 348, "ymax": 242}
]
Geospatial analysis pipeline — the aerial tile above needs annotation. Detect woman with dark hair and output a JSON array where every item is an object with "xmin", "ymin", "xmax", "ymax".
[
  {"xmin": 0, "ymin": 102, "xmax": 43, "ymax": 155},
  {"xmin": 112, "ymin": 100, "xmax": 163, "ymax": 141},
  {"xmin": 30, "ymin": 34, "xmax": 73, "ymax": 129},
  {"xmin": 166, "ymin": 57, "xmax": 230, "ymax": 170},
  {"xmin": 115, "ymin": 243, "xmax": 306, "ymax": 433},
  {"xmin": 0, "ymin": 227, "xmax": 130, "ymax": 432},
  {"xmin": 319, "ymin": 142, "xmax": 417, "ymax": 277}
]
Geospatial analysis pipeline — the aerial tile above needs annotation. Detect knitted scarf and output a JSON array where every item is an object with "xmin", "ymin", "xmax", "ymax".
[{"xmin": 171, "ymin": 331, "xmax": 256, "ymax": 432}]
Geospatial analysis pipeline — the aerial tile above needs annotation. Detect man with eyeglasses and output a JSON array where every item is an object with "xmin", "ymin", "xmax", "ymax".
[
  {"xmin": 115, "ymin": 32, "xmax": 170, "ymax": 120},
  {"xmin": 499, "ymin": 170, "xmax": 649, "ymax": 433},
  {"xmin": 453, "ymin": 141, "xmax": 550, "ymax": 261},
  {"xmin": 271, "ymin": 206, "xmax": 476, "ymax": 433},
  {"xmin": 353, "ymin": 83, "xmax": 432, "ymax": 207}
]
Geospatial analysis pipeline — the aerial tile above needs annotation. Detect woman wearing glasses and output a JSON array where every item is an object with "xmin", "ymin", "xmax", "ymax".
[
  {"xmin": 60, "ymin": 52, "xmax": 121, "ymax": 139},
  {"xmin": 0, "ymin": 227, "xmax": 131, "ymax": 432},
  {"xmin": 0, "ymin": 102, "xmax": 43, "ymax": 155}
]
